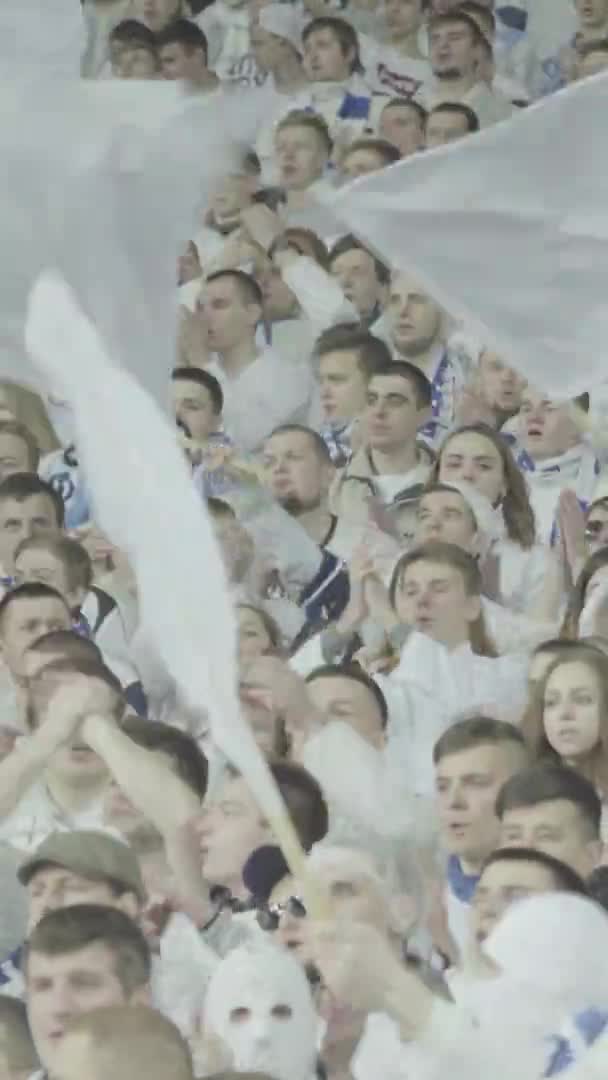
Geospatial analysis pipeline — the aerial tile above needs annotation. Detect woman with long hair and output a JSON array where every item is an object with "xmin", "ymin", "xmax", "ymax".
[
  {"xmin": 430, "ymin": 423, "xmax": 554, "ymax": 616},
  {"xmin": 523, "ymin": 644, "xmax": 608, "ymax": 825},
  {"xmin": 561, "ymin": 547, "xmax": 608, "ymax": 642}
]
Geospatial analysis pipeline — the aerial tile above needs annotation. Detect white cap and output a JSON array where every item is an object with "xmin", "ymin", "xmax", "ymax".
[{"xmin": 258, "ymin": 4, "xmax": 302, "ymax": 52}]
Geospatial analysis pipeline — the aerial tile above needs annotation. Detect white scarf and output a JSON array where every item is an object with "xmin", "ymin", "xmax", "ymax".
[{"xmin": 212, "ymin": 2, "xmax": 253, "ymax": 82}]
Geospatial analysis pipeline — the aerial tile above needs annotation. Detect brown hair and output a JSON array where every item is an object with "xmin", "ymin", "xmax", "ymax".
[
  {"xmin": 28, "ymin": 657, "xmax": 125, "ymax": 729},
  {"xmin": 522, "ymin": 645, "xmax": 608, "ymax": 796},
  {"xmin": 0, "ymin": 418, "xmax": 40, "ymax": 471},
  {"xmin": 276, "ymin": 109, "xmax": 333, "ymax": 154},
  {"xmin": 430, "ymin": 423, "xmax": 537, "ymax": 548},
  {"xmin": 15, "ymin": 532, "xmax": 93, "ymax": 594},
  {"xmin": 63, "ymin": 1006, "xmax": 193, "ymax": 1080},
  {"xmin": 389, "ymin": 540, "xmax": 497, "ymax": 656},
  {"xmin": 433, "ymin": 715, "xmax": 525, "ymax": 765},
  {"xmin": 23, "ymin": 905, "xmax": 150, "ymax": 995},
  {"xmin": 269, "ymin": 227, "xmax": 329, "ymax": 269},
  {"xmin": 561, "ymin": 547, "xmax": 608, "ymax": 639},
  {"xmin": 237, "ymin": 603, "xmax": 283, "ymax": 655}
]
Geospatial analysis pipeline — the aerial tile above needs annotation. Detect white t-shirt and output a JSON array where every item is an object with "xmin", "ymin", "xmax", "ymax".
[{"xmin": 0, "ymin": 778, "xmax": 112, "ymax": 854}]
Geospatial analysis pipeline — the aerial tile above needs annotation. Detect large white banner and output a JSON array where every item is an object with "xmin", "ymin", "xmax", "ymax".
[{"xmin": 326, "ymin": 71, "xmax": 608, "ymax": 397}]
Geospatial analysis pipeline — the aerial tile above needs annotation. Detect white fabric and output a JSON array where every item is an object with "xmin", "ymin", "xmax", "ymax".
[
  {"xmin": 0, "ymin": 778, "xmax": 111, "ymax": 854},
  {"xmin": 203, "ymin": 942, "xmax": 320, "ymax": 1080},
  {"xmin": 523, "ymin": 443, "xmax": 601, "ymax": 545},
  {"xmin": 494, "ymin": 536, "xmax": 553, "ymax": 615},
  {"xmin": 360, "ymin": 34, "xmax": 432, "ymax": 99},
  {"xmin": 0, "ymin": 79, "xmax": 266, "ymax": 408},
  {"xmin": 324, "ymin": 72, "xmax": 608, "ymax": 398},
  {"xmin": 423, "ymin": 80, "xmax": 515, "ymax": 128},
  {"xmin": 383, "ymin": 633, "xmax": 528, "ymax": 794},
  {"xmin": 445, "ymin": 883, "xmax": 473, "ymax": 963},
  {"xmin": 259, "ymin": 4, "xmax": 303, "ymax": 53},
  {"xmin": 207, "ymin": 348, "xmax": 312, "ymax": 452}
]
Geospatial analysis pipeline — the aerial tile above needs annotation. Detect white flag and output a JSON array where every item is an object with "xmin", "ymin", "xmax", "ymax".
[{"xmin": 325, "ymin": 72, "xmax": 608, "ymax": 397}]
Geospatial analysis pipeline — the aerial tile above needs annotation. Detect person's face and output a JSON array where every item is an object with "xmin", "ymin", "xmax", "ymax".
[
  {"xmin": 26, "ymin": 866, "xmax": 136, "ymax": 935},
  {"xmin": 500, "ymin": 799, "xmax": 599, "ymax": 879},
  {"xmin": 0, "ymin": 596, "xmax": 70, "ymax": 678},
  {"xmin": 256, "ymin": 262, "xmax": 297, "ymax": 322},
  {"xmin": 31, "ymin": 672, "xmax": 117, "ymax": 785},
  {"xmin": 275, "ymin": 125, "xmax": 328, "ymax": 192},
  {"xmin": 201, "ymin": 277, "xmax": 260, "ymax": 354},
  {"xmin": 302, "ymin": 27, "xmax": 353, "ymax": 82},
  {"xmin": 238, "ymin": 607, "xmax": 275, "ymax": 667},
  {"xmin": 262, "ymin": 431, "xmax": 332, "ymax": 514},
  {"xmin": 394, "ymin": 559, "xmax": 479, "ymax": 647},
  {"xmin": 159, "ymin": 41, "xmax": 206, "ymax": 80},
  {"xmin": 0, "ymin": 434, "xmax": 33, "ymax": 481},
  {"xmin": 415, "ymin": 490, "xmax": 477, "ymax": 550},
  {"xmin": 518, "ymin": 388, "xmax": 579, "ymax": 461},
  {"xmin": 114, "ymin": 46, "xmax": 158, "ymax": 79},
  {"xmin": 388, "ymin": 273, "xmax": 442, "ymax": 356},
  {"xmin": 429, "ymin": 19, "xmax": 480, "ymax": 79},
  {"xmin": 27, "ymin": 943, "xmax": 139, "ymax": 1073},
  {"xmin": 438, "ymin": 432, "xmax": 505, "ymax": 504},
  {"xmin": 306, "ymin": 675, "xmax": 385, "ymax": 748},
  {"xmin": 477, "ymin": 352, "xmax": 525, "ymax": 416},
  {"xmin": 318, "ymin": 350, "xmax": 368, "ymax": 426},
  {"xmin": 172, "ymin": 378, "xmax": 218, "ymax": 442},
  {"xmin": 436, "ymin": 742, "xmax": 522, "ymax": 866},
  {"xmin": 471, "ymin": 859, "xmax": 558, "ymax": 947},
  {"xmin": 329, "ymin": 248, "xmax": 383, "ymax": 319},
  {"xmin": 543, "ymin": 660, "xmax": 602, "ymax": 762},
  {"xmin": 379, "ymin": 104, "xmax": 425, "ymax": 157},
  {"xmin": 585, "ymin": 503, "xmax": 608, "ymax": 554},
  {"xmin": 14, "ymin": 548, "xmax": 72, "ymax": 603},
  {"xmin": 275, "ymin": 855, "xmax": 391, "ymax": 960},
  {"xmin": 575, "ymin": 0, "xmax": 608, "ymax": 28},
  {"xmin": 209, "ymin": 173, "xmax": 254, "ymax": 225},
  {"xmin": 195, "ymin": 775, "xmax": 271, "ymax": 887},
  {"xmin": 0, "ymin": 494, "xmax": 60, "ymax": 571},
  {"xmin": 341, "ymin": 148, "xmax": 387, "ymax": 182},
  {"xmin": 425, "ymin": 108, "xmax": 471, "ymax": 147},
  {"xmin": 137, "ymin": 0, "xmax": 180, "ymax": 31},
  {"xmin": 364, "ymin": 373, "xmax": 422, "ymax": 451},
  {"xmin": 384, "ymin": 0, "xmax": 424, "ymax": 40},
  {"xmin": 251, "ymin": 25, "xmax": 291, "ymax": 72}
]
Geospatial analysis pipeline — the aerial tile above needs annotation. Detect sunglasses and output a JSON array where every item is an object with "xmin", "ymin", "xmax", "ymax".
[
  {"xmin": 256, "ymin": 896, "xmax": 307, "ymax": 932},
  {"xmin": 585, "ymin": 519, "xmax": 608, "ymax": 539}
]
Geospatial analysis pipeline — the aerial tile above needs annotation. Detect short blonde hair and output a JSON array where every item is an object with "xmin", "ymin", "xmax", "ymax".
[{"xmin": 64, "ymin": 1006, "xmax": 193, "ymax": 1080}]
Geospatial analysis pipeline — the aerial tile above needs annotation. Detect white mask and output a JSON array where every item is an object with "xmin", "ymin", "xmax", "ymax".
[{"xmin": 204, "ymin": 943, "xmax": 320, "ymax": 1080}]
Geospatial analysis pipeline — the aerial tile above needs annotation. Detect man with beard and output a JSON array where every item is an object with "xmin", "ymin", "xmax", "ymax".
[{"xmin": 425, "ymin": 10, "xmax": 515, "ymax": 127}]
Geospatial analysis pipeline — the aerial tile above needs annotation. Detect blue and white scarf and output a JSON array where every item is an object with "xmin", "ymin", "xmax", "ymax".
[{"xmin": 517, "ymin": 443, "xmax": 601, "ymax": 545}]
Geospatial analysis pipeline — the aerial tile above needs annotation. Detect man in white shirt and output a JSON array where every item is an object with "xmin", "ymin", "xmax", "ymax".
[
  {"xmin": 425, "ymin": 9, "xmax": 515, "ymax": 126},
  {"xmin": 156, "ymin": 16, "xmax": 220, "ymax": 90},
  {"xmin": 358, "ymin": 0, "xmax": 433, "ymax": 99},
  {"xmin": 380, "ymin": 270, "xmax": 468, "ymax": 448},
  {"xmin": 284, "ymin": 16, "xmax": 374, "ymax": 144},
  {"xmin": 273, "ymin": 109, "xmax": 334, "ymax": 213},
  {"xmin": 514, "ymin": 386, "xmax": 601, "ymax": 546},
  {"xmin": 24, "ymin": 904, "xmax": 151, "ymax": 1080},
  {"xmin": 425, "ymin": 99, "xmax": 480, "ymax": 145},
  {"xmin": 376, "ymin": 96, "xmax": 427, "ymax": 157},
  {"xmin": 314, "ymin": 324, "xmax": 391, "ymax": 465},
  {"xmin": 201, "ymin": 269, "xmax": 313, "ymax": 452},
  {"xmin": 496, "ymin": 762, "xmax": 603, "ymax": 879},
  {"xmin": 432, "ymin": 716, "xmax": 529, "ymax": 963},
  {"xmin": 335, "ymin": 361, "xmax": 433, "ymax": 524},
  {"xmin": 0, "ymin": 652, "xmax": 198, "ymax": 855},
  {"xmin": 262, "ymin": 424, "xmax": 349, "ymax": 555},
  {"xmin": 328, "ymin": 235, "xmax": 389, "ymax": 329}
]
